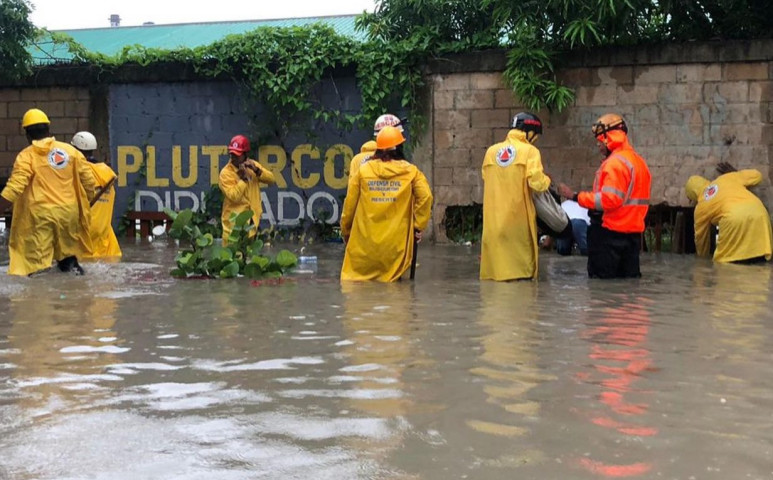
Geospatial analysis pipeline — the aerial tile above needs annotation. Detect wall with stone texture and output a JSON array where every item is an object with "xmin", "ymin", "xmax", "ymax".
[
  {"xmin": 0, "ymin": 87, "xmax": 92, "ymax": 179},
  {"xmin": 2, "ymin": 40, "xmax": 771, "ymax": 242},
  {"xmin": 419, "ymin": 40, "xmax": 773, "ymax": 242}
]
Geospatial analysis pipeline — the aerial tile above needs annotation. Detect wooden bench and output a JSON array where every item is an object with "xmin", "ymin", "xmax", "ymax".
[
  {"xmin": 643, "ymin": 204, "xmax": 696, "ymax": 253},
  {"xmin": 125, "ymin": 211, "xmax": 172, "ymax": 238}
]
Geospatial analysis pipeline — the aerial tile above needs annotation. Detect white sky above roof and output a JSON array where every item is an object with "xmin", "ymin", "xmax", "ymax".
[{"xmin": 29, "ymin": 0, "xmax": 376, "ymax": 30}]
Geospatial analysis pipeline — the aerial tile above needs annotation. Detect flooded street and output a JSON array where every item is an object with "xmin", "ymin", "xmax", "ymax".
[{"xmin": 1, "ymin": 241, "xmax": 772, "ymax": 479}]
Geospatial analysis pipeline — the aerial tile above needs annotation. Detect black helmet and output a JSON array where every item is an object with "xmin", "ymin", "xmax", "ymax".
[{"xmin": 511, "ymin": 112, "xmax": 542, "ymax": 143}]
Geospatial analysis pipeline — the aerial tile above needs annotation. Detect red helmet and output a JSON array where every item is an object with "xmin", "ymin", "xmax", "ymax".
[{"xmin": 228, "ymin": 135, "xmax": 250, "ymax": 154}]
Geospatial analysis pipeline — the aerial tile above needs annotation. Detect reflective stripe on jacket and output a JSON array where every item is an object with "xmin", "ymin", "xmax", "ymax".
[{"xmin": 578, "ymin": 145, "xmax": 651, "ymax": 233}]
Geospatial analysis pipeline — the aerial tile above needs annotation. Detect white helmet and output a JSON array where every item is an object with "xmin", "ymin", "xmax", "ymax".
[
  {"xmin": 373, "ymin": 114, "xmax": 404, "ymax": 136},
  {"xmin": 71, "ymin": 131, "xmax": 97, "ymax": 151}
]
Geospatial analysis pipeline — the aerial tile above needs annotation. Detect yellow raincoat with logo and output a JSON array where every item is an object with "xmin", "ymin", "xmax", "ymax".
[
  {"xmin": 82, "ymin": 162, "xmax": 122, "ymax": 258},
  {"xmin": 346, "ymin": 140, "xmax": 377, "ymax": 181},
  {"xmin": 340, "ymin": 158, "xmax": 433, "ymax": 282},
  {"xmin": 219, "ymin": 159, "xmax": 276, "ymax": 246},
  {"xmin": 480, "ymin": 129, "xmax": 551, "ymax": 281},
  {"xmin": 1, "ymin": 137, "xmax": 97, "ymax": 275},
  {"xmin": 685, "ymin": 170, "xmax": 772, "ymax": 263}
]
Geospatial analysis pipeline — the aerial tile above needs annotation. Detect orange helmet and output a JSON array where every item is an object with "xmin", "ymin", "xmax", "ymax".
[
  {"xmin": 592, "ymin": 113, "xmax": 628, "ymax": 152},
  {"xmin": 376, "ymin": 126, "xmax": 405, "ymax": 150},
  {"xmin": 591, "ymin": 113, "xmax": 627, "ymax": 137}
]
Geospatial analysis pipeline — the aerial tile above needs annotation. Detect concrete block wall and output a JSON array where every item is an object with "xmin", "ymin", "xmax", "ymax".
[
  {"xmin": 426, "ymin": 72, "xmax": 516, "ymax": 242},
  {"xmin": 0, "ymin": 87, "xmax": 91, "ymax": 179},
  {"xmin": 418, "ymin": 41, "xmax": 773, "ymax": 242},
  {"xmin": 2, "ymin": 41, "xmax": 770, "ymax": 243},
  {"xmin": 550, "ymin": 62, "xmax": 773, "ymax": 208}
]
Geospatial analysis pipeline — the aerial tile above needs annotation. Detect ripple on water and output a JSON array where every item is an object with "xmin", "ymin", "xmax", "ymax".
[
  {"xmin": 246, "ymin": 412, "xmax": 398, "ymax": 441},
  {"xmin": 105, "ymin": 362, "xmax": 183, "ymax": 374},
  {"xmin": 105, "ymin": 382, "xmax": 272, "ymax": 412},
  {"xmin": 96, "ymin": 290, "xmax": 163, "ymax": 299},
  {"xmin": 278, "ymin": 388, "xmax": 403, "ymax": 400},
  {"xmin": 14, "ymin": 373, "xmax": 124, "ymax": 388},
  {"xmin": 339, "ymin": 363, "xmax": 381, "ymax": 373},
  {"xmin": 60, "ymin": 345, "xmax": 130, "ymax": 354},
  {"xmin": 192, "ymin": 357, "xmax": 324, "ymax": 372}
]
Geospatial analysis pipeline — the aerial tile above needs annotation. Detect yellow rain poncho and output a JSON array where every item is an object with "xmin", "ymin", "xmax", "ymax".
[
  {"xmin": 219, "ymin": 159, "xmax": 276, "ymax": 245},
  {"xmin": 346, "ymin": 140, "xmax": 377, "ymax": 181},
  {"xmin": 685, "ymin": 170, "xmax": 772, "ymax": 263},
  {"xmin": 1, "ymin": 137, "xmax": 97, "ymax": 275},
  {"xmin": 82, "ymin": 162, "xmax": 122, "ymax": 258},
  {"xmin": 480, "ymin": 129, "xmax": 550, "ymax": 281},
  {"xmin": 340, "ymin": 158, "xmax": 433, "ymax": 282}
]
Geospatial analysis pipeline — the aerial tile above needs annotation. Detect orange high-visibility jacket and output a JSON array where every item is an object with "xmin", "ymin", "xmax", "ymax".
[{"xmin": 578, "ymin": 143, "xmax": 651, "ymax": 233}]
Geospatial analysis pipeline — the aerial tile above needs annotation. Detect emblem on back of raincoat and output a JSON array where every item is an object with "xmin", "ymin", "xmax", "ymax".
[
  {"xmin": 703, "ymin": 184, "xmax": 718, "ymax": 201},
  {"xmin": 48, "ymin": 148, "xmax": 70, "ymax": 170},
  {"xmin": 496, "ymin": 146, "xmax": 516, "ymax": 167}
]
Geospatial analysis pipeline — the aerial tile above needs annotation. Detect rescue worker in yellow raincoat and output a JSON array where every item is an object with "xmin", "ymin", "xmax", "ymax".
[
  {"xmin": 480, "ymin": 112, "xmax": 550, "ymax": 281},
  {"xmin": 341, "ymin": 126, "xmax": 433, "ymax": 282},
  {"xmin": 0, "ymin": 108, "xmax": 97, "ymax": 275},
  {"xmin": 346, "ymin": 114, "xmax": 404, "ymax": 183},
  {"xmin": 685, "ymin": 162, "xmax": 772, "ymax": 264},
  {"xmin": 71, "ymin": 131, "xmax": 122, "ymax": 259},
  {"xmin": 218, "ymin": 134, "xmax": 275, "ymax": 246}
]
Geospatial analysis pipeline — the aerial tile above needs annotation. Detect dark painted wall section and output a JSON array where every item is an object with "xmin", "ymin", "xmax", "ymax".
[{"xmin": 109, "ymin": 78, "xmax": 373, "ymax": 229}]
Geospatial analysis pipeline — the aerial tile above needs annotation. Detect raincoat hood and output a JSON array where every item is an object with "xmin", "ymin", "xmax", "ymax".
[
  {"xmin": 30, "ymin": 137, "xmax": 56, "ymax": 152},
  {"xmin": 602, "ymin": 130, "xmax": 630, "ymax": 152},
  {"xmin": 367, "ymin": 159, "xmax": 411, "ymax": 179},
  {"xmin": 361, "ymin": 140, "xmax": 377, "ymax": 153},
  {"xmin": 507, "ymin": 129, "xmax": 529, "ymax": 144},
  {"xmin": 685, "ymin": 175, "xmax": 710, "ymax": 202}
]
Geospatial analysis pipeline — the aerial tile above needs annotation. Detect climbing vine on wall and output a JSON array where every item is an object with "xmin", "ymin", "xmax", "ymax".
[
  {"xmin": 33, "ymin": 0, "xmax": 773, "ymax": 129},
  {"xmin": 46, "ymin": 22, "xmax": 577, "ymax": 144},
  {"xmin": 49, "ymin": 25, "xmax": 428, "ymax": 142}
]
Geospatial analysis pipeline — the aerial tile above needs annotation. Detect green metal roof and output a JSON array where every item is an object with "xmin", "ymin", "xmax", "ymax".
[{"xmin": 30, "ymin": 15, "xmax": 362, "ymax": 64}]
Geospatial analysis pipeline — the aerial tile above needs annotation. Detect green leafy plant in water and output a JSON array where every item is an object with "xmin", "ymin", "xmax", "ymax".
[
  {"xmin": 164, "ymin": 207, "xmax": 297, "ymax": 279},
  {"xmin": 189, "ymin": 184, "xmax": 224, "ymax": 238}
]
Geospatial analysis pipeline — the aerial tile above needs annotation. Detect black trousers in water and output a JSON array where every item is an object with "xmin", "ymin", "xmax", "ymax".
[{"xmin": 587, "ymin": 223, "xmax": 642, "ymax": 279}]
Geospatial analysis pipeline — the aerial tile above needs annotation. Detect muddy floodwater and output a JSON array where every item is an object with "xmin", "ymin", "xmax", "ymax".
[{"xmin": 1, "ymin": 240, "xmax": 772, "ymax": 479}]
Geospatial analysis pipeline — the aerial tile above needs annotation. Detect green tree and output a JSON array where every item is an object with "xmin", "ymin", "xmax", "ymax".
[
  {"xmin": 355, "ymin": 0, "xmax": 500, "ymax": 51},
  {"xmin": 357, "ymin": 0, "xmax": 772, "ymax": 111},
  {"xmin": 656, "ymin": 0, "xmax": 773, "ymax": 40},
  {"xmin": 0, "ymin": 0, "xmax": 36, "ymax": 82}
]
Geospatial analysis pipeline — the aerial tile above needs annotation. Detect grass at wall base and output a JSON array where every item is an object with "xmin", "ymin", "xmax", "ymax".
[{"xmin": 164, "ymin": 208, "xmax": 297, "ymax": 279}]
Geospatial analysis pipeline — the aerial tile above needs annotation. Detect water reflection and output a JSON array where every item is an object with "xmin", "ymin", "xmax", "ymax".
[
  {"xmin": 337, "ymin": 282, "xmax": 420, "ymax": 476},
  {"xmin": 682, "ymin": 263, "xmax": 773, "ymax": 477},
  {"xmin": 574, "ymin": 289, "xmax": 657, "ymax": 477},
  {"xmin": 1, "ymin": 248, "xmax": 773, "ymax": 479},
  {"xmin": 339, "ymin": 282, "xmax": 415, "ymax": 416},
  {"xmin": 468, "ymin": 281, "xmax": 554, "ymax": 466},
  {"xmin": 694, "ymin": 263, "xmax": 770, "ymax": 357},
  {"xmin": 6, "ymin": 277, "xmax": 124, "ymax": 415}
]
